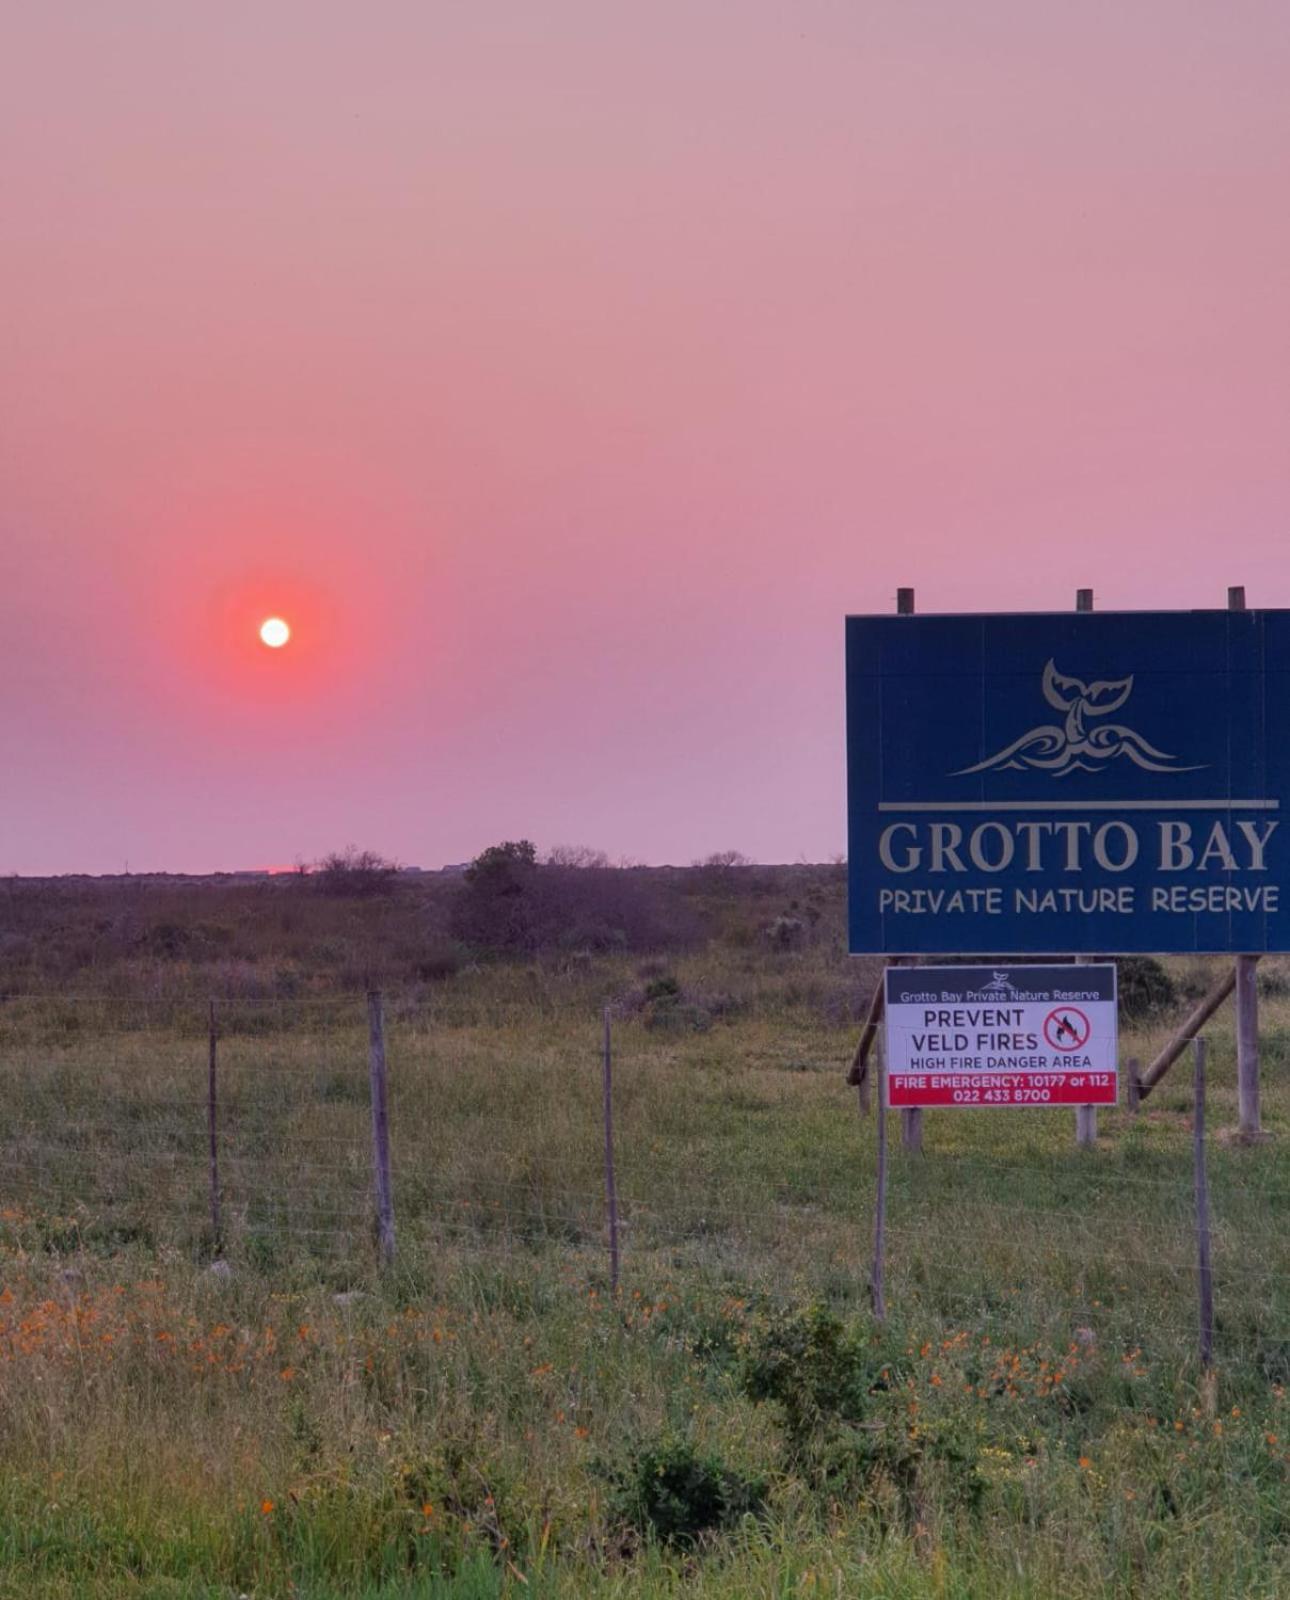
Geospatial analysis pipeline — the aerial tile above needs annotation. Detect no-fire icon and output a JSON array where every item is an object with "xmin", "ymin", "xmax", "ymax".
[{"xmin": 1042, "ymin": 1007, "xmax": 1091, "ymax": 1051}]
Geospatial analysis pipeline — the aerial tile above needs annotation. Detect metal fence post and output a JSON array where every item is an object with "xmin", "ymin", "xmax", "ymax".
[
  {"xmin": 870, "ymin": 1033, "xmax": 889, "ymax": 1321},
  {"xmin": 602, "ymin": 1006, "xmax": 621, "ymax": 1294},
  {"xmin": 367, "ymin": 990, "xmax": 396, "ymax": 1266},
  {"xmin": 1194, "ymin": 1037, "xmax": 1214, "ymax": 1370},
  {"xmin": 207, "ymin": 999, "xmax": 223, "ymax": 1254}
]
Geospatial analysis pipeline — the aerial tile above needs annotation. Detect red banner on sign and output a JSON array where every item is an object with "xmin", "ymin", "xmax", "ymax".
[{"xmin": 888, "ymin": 1074, "xmax": 1117, "ymax": 1108}]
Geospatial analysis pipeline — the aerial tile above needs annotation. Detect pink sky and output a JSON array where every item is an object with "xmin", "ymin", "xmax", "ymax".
[{"xmin": 3, "ymin": 3, "xmax": 1289, "ymax": 874}]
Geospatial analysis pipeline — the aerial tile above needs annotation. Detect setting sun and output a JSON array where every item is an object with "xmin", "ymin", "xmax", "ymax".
[{"xmin": 259, "ymin": 617, "xmax": 291, "ymax": 649}]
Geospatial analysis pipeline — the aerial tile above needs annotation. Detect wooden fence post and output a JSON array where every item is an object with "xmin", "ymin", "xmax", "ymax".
[
  {"xmin": 870, "ymin": 1032, "xmax": 888, "ymax": 1322},
  {"xmin": 896, "ymin": 587, "xmax": 924, "ymax": 1154},
  {"xmin": 207, "ymin": 1000, "xmax": 223, "ymax": 1254},
  {"xmin": 602, "ymin": 1006, "xmax": 621, "ymax": 1295},
  {"xmin": 366, "ymin": 990, "xmax": 396, "ymax": 1266},
  {"xmin": 1228, "ymin": 585, "xmax": 1264, "ymax": 1141},
  {"xmin": 1193, "ymin": 1037, "xmax": 1214, "ymax": 1372},
  {"xmin": 1235, "ymin": 955, "xmax": 1262, "ymax": 1140},
  {"xmin": 1074, "ymin": 589, "xmax": 1098, "ymax": 1148}
]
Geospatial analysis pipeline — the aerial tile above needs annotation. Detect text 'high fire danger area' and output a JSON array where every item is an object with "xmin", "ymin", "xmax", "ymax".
[{"xmin": 883, "ymin": 964, "xmax": 1118, "ymax": 1108}]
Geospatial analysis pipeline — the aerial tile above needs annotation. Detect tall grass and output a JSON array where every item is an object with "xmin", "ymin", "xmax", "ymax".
[{"xmin": 0, "ymin": 942, "xmax": 1287, "ymax": 1596}]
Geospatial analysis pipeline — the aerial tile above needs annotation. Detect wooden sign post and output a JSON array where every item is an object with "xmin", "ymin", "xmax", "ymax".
[
  {"xmin": 1229, "ymin": 586, "xmax": 1263, "ymax": 1141},
  {"xmin": 1074, "ymin": 589, "xmax": 1098, "ymax": 1149},
  {"xmin": 896, "ymin": 587, "xmax": 923, "ymax": 1153}
]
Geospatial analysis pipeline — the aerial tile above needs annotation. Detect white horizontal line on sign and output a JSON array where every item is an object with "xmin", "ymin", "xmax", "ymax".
[{"xmin": 877, "ymin": 799, "xmax": 1280, "ymax": 813}]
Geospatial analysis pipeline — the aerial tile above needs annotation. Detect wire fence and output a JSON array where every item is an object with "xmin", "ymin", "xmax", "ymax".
[{"xmin": 1, "ymin": 991, "xmax": 1287, "ymax": 1369}]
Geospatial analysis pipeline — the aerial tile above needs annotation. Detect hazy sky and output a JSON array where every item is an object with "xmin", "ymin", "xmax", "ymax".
[{"xmin": 4, "ymin": 2, "xmax": 1288, "ymax": 874}]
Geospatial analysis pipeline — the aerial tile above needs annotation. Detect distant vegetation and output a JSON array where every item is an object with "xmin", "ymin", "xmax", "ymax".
[
  {"xmin": 0, "ymin": 850, "xmax": 1192, "ymax": 1033},
  {"xmin": 0, "ymin": 846, "xmax": 847, "ymax": 1001},
  {"xmin": 310, "ymin": 846, "xmax": 402, "ymax": 898}
]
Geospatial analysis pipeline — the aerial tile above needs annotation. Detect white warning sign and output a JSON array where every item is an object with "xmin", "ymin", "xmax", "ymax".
[{"xmin": 883, "ymin": 963, "xmax": 1118, "ymax": 1108}]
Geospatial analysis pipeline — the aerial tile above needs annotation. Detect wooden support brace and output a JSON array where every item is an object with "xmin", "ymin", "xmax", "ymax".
[
  {"xmin": 847, "ymin": 975, "xmax": 886, "ymax": 1098},
  {"xmin": 1139, "ymin": 967, "xmax": 1236, "ymax": 1099}
]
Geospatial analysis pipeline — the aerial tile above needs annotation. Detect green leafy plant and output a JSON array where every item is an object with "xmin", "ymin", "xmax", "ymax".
[
  {"xmin": 603, "ymin": 1435, "xmax": 766, "ymax": 1546},
  {"xmin": 740, "ymin": 1304, "xmax": 880, "ymax": 1455}
]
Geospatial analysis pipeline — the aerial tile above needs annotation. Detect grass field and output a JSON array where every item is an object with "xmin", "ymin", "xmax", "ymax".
[{"xmin": 1, "ymin": 940, "xmax": 1289, "ymax": 1597}]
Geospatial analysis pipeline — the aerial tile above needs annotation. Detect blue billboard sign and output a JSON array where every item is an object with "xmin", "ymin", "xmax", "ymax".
[{"xmin": 846, "ymin": 610, "xmax": 1290, "ymax": 954}]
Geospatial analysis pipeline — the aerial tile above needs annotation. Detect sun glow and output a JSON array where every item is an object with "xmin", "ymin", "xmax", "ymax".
[{"xmin": 259, "ymin": 617, "xmax": 291, "ymax": 649}]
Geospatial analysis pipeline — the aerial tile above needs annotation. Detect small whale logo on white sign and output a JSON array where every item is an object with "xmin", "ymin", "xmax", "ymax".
[
  {"xmin": 955, "ymin": 660, "xmax": 1204, "ymax": 777},
  {"xmin": 967, "ymin": 972, "xmax": 1025, "ymax": 1001}
]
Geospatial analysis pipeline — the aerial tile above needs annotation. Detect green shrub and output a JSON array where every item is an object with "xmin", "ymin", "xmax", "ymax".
[
  {"xmin": 603, "ymin": 1435, "xmax": 766, "ymax": 1546},
  {"xmin": 1115, "ymin": 955, "xmax": 1177, "ymax": 1019},
  {"xmin": 740, "ymin": 1304, "xmax": 984, "ymax": 1521},
  {"xmin": 643, "ymin": 975, "xmax": 681, "ymax": 1002},
  {"xmin": 415, "ymin": 941, "xmax": 465, "ymax": 981},
  {"xmin": 740, "ymin": 1304, "xmax": 879, "ymax": 1455}
]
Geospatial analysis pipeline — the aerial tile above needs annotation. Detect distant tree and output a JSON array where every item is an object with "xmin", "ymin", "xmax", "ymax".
[
  {"xmin": 451, "ymin": 839, "xmax": 687, "ymax": 955},
  {"xmin": 464, "ymin": 840, "xmax": 539, "ymax": 883},
  {"xmin": 691, "ymin": 849, "xmax": 755, "ymax": 893},
  {"xmin": 544, "ymin": 844, "xmax": 611, "ymax": 869},
  {"xmin": 451, "ymin": 841, "xmax": 540, "ymax": 950},
  {"xmin": 312, "ymin": 846, "xmax": 400, "ymax": 897},
  {"xmin": 693, "ymin": 850, "xmax": 752, "ymax": 871}
]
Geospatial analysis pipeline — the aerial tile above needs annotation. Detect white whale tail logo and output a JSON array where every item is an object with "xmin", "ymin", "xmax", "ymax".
[
  {"xmin": 968, "ymin": 972, "xmax": 1024, "ymax": 1001},
  {"xmin": 954, "ymin": 660, "xmax": 1204, "ymax": 777}
]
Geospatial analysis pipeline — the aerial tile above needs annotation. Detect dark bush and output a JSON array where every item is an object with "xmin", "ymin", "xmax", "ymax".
[
  {"xmin": 1114, "ymin": 955, "xmax": 1177, "ymax": 1020},
  {"xmin": 690, "ymin": 851, "xmax": 754, "ymax": 894},
  {"xmin": 740, "ymin": 1304, "xmax": 982, "ymax": 1519},
  {"xmin": 740, "ymin": 1304, "xmax": 877, "ymax": 1456},
  {"xmin": 136, "ymin": 922, "xmax": 194, "ymax": 959},
  {"xmin": 604, "ymin": 1435, "xmax": 766, "ymax": 1546},
  {"xmin": 643, "ymin": 975, "xmax": 681, "ymax": 1002},
  {"xmin": 450, "ymin": 842, "xmax": 690, "ymax": 955},
  {"xmin": 764, "ymin": 915, "xmax": 806, "ymax": 950},
  {"xmin": 448, "ymin": 842, "xmax": 541, "ymax": 950},
  {"xmin": 312, "ymin": 848, "xmax": 400, "ymax": 898},
  {"xmin": 414, "ymin": 941, "xmax": 464, "ymax": 982},
  {"xmin": 136, "ymin": 921, "xmax": 234, "ymax": 959}
]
